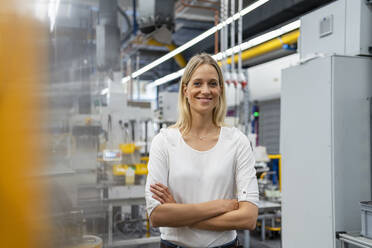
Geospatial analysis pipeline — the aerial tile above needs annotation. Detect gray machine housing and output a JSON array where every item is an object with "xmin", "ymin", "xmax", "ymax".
[
  {"xmin": 281, "ymin": 55, "xmax": 372, "ymax": 247},
  {"xmin": 157, "ymin": 91, "xmax": 179, "ymax": 123},
  {"xmin": 300, "ymin": 0, "xmax": 372, "ymax": 59}
]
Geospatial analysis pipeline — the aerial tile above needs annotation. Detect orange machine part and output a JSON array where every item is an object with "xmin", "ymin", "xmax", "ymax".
[{"xmin": 0, "ymin": 1, "xmax": 50, "ymax": 247}]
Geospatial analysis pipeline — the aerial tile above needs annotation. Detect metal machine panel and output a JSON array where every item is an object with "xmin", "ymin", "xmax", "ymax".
[
  {"xmin": 300, "ymin": 0, "xmax": 346, "ymax": 59},
  {"xmin": 345, "ymin": 0, "xmax": 372, "ymax": 56},
  {"xmin": 158, "ymin": 92, "xmax": 179, "ymax": 123},
  {"xmin": 258, "ymin": 99, "xmax": 281, "ymax": 154},
  {"xmin": 281, "ymin": 57, "xmax": 334, "ymax": 248},
  {"xmin": 332, "ymin": 56, "xmax": 372, "ymax": 235},
  {"xmin": 300, "ymin": 0, "xmax": 372, "ymax": 58},
  {"xmin": 281, "ymin": 55, "xmax": 372, "ymax": 247}
]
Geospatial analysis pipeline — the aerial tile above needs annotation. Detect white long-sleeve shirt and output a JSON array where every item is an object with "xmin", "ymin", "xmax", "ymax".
[{"xmin": 145, "ymin": 126, "xmax": 258, "ymax": 248}]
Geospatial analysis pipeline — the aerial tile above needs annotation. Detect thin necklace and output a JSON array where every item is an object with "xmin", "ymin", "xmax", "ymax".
[{"xmin": 188, "ymin": 125, "xmax": 217, "ymax": 140}]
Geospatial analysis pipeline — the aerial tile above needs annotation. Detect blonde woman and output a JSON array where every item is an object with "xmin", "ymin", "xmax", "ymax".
[{"xmin": 145, "ymin": 53, "xmax": 258, "ymax": 248}]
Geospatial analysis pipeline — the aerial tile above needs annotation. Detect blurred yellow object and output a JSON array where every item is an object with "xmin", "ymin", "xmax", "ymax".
[
  {"xmin": 0, "ymin": 1, "xmax": 50, "ymax": 247},
  {"xmin": 113, "ymin": 164, "xmax": 148, "ymax": 176},
  {"xmin": 119, "ymin": 143, "xmax": 136, "ymax": 154},
  {"xmin": 85, "ymin": 117, "xmax": 92, "ymax": 125},
  {"xmin": 141, "ymin": 156, "xmax": 150, "ymax": 164},
  {"xmin": 112, "ymin": 164, "xmax": 128, "ymax": 176},
  {"xmin": 260, "ymin": 172, "xmax": 267, "ymax": 180},
  {"xmin": 135, "ymin": 163, "xmax": 148, "ymax": 175}
]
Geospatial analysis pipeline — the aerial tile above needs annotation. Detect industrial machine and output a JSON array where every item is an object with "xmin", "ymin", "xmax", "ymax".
[
  {"xmin": 93, "ymin": 74, "xmax": 158, "ymax": 246},
  {"xmin": 281, "ymin": 55, "xmax": 372, "ymax": 247},
  {"xmin": 281, "ymin": 1, "xmax": 372, "ymax": 246},
  {"xmin": 253, "ymin": 148, "xmax": 282, "ymax": 242}
]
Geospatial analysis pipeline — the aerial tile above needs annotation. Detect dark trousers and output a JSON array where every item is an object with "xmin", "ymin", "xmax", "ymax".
[{"xmin": 160, "ymin": 238, "xmax": 242, "ymax": 248}]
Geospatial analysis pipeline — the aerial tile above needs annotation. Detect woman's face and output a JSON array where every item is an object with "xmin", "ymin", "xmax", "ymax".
[{"xmin": 183, "ymin": 64, "xmax": 222, "ymax": 116}]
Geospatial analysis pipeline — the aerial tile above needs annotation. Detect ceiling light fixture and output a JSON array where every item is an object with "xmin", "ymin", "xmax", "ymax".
[{"xmin": 48, "ymin": 0, "xmax": 61, "ymax": 32}]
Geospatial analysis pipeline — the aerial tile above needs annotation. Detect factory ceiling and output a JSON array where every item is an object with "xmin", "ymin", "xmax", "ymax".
[{"xmin": 49, "ymin": 0, "xmax": 336, "ymax": 89}]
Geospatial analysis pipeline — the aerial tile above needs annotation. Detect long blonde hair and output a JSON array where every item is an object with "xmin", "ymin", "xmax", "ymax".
[{"xmin": 172, "ymin": 53, "xmax": 227, "ymax": 134}]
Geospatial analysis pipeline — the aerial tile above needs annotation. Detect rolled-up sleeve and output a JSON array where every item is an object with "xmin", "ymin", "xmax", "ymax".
[
  {"xmin": 235, "ymin": 134, "xmax": 259, "ymax": 206},
  {"xmin": 145, "ymin": 132, "xmax": 169, "ymax": 217}
]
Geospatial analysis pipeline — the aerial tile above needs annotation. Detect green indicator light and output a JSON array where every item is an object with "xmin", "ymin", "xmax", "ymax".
[{"xmin": 254, "ymin": 112, "xmax": 259, "ymax": 117}]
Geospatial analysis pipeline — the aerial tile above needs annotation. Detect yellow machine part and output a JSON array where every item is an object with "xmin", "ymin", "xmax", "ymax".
[
  {"xmin": 141, "ymin": 156, "xmax": 150, "ymax": 164},
  {"xmin": 119, "ymin": 143, "xmax": 136, "ymax": 154},
  {"xmin": 112, "ymin": 164, "xmax": 148, "ymax": 176},
  {"xmin": 268, "ymin": 154, "xmax": 282, "ymax": 191},
  {"xmin": 256, "ymin": 222, "xmax": 282, "ymax": 232},
  {"xmin": 146, "ymin": 39, "xmax": 187, "ymax": 68},
  {"xmin": 112, "ymin": 164, "xmax": 129, "ymax": 176},
  {"xmin": 0, "ymin": 1, "xmax": 50, "ymax": 247},
  {"xmin": 135, "ymin": 163, "xmax": 148, "ymax": 175}
]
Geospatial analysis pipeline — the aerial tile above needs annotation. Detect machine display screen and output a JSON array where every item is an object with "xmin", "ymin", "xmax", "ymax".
[{"xmin": 103, "ymin": 149, "xmax": 122, "ymax": 162}]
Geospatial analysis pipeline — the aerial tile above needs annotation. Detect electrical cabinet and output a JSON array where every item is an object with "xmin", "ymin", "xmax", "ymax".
[
  {"xmin": 281, "ymin": 55, "xmax": 372, "ymax": 247},
  {"xmin": 300, "ymin": 0, "xmax": 372, "ymax": 58}
]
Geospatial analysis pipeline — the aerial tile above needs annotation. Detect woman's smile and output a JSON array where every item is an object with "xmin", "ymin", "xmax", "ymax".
[{"xmin": 195, "ymin": 96, "xmax": 213, "ymax": 103}]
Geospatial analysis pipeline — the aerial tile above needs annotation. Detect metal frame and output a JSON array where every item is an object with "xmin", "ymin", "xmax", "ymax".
[{"xmin": 338, "ymin": 233, "xmax": 372, "ymax": 248}]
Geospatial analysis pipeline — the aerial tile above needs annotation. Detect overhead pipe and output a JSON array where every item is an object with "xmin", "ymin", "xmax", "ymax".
[
  {"xmin": 117, "ymin": 6, "xmax": 133, "ymax": 45},
  {"xmin": 225, "ymin": 29, "xmax": 300, "ymax": 64},
  {"xmin": 132, "ymin": 0, "xmax": 138, "ymax": 35},
  {"xmin": 220, "ymin": 0, "xmax": 225, "ymax": 79},
  {"xmin": 237, "ymin": 0, "xmax": 245, "ymax": 89},
  {"xmin": 146, "ymin": 38, "xmax": 187, "ymax": 67},
  {"xmin": 237, "ymin": 0, "xmax": 249, "ymax": 132},
  {"xmin": 224, "ymin": 0, "xmax": 229, "ymax": 68},
  {"xmin": 222, "ymin": 0, "xmax": 229, "ymax": 86},
  {"xmin": 220, "ymin": 0, "xmax": 224, "ymax": 74},
  {"xmin": 230, "ymin": 0, "xmax": 238, "ymax": 126},
  {"xmin": 136, "ymin": 52, "xmax": 140, "ymax": 99},
  {"xmin": 230, "ymin": 0, "xmax": 236, "ymax": 87},
  {"xmin": 224, "ymin": 0, "xmax": 229, "ymax": 80},
  {"xmin": 180, "ymin": 0, "xmax": 220, "ymax": 54}
]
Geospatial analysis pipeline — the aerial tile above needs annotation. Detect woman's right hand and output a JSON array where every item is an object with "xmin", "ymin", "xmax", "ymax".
[
  {"xmin": 216, "ymin": 199, "xmax": 239, "ymax": 213},
  {"xmin": 150, "ymin": 183, "xmax": 177, "ymax": 204}
]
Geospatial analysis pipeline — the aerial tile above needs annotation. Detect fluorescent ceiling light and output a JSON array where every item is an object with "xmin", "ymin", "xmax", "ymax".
[
  {"xmin": 146, "ymin": 20, "xmax": 300, "ymax": 88},
  {"xmin": 122, "ymin": 76, "xmax": 130, "ymax": 84},
  {"xmin": 100, "ymin": 88, "xmax": 109, "ymax": 95},
  {"xmin": 48, "ymin": 0, "xmax": 60, "ymax": 32},
  {"xmin": 123, "ymin": 0, "xmax": 270, "ymax": 84},
  {"xmin": 147, "ymin": 69, "xmax": 185, "ymax": 88}
]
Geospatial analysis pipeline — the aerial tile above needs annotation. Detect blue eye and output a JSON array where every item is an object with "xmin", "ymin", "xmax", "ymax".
[
  {"xmin": 209, "ymin": 81, "xmax": 218, "ymax": 87},
  {"xmin": 193, "ymin": 82, "xmax": 201, "ymax": 86}
]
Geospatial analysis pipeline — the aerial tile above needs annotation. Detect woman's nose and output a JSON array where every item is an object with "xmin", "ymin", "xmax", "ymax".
[{"xmin": 201, "ymin": 84, "xmax": 211, "ymax": 93}]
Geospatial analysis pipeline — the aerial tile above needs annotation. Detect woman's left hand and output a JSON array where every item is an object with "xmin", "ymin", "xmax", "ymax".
[{"xmin": 150, "ymin": 183, "xmax": 176, "ymax": 204}]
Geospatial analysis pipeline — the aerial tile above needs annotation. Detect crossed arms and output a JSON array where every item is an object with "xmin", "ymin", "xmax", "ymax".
[{"xmin": 149, "ymin": 183, "xmax": 258, "ymax": 231}]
